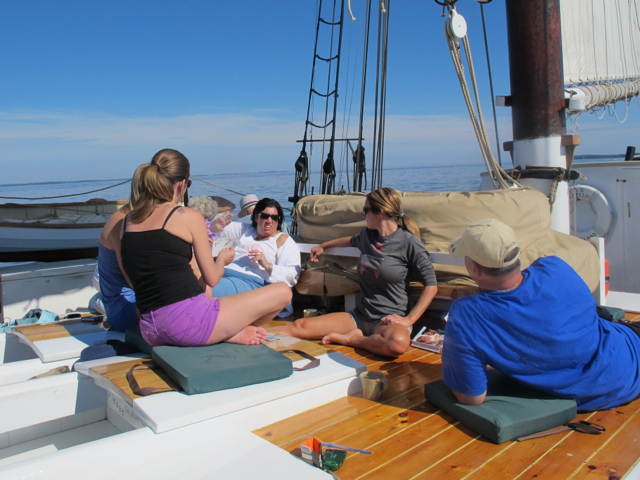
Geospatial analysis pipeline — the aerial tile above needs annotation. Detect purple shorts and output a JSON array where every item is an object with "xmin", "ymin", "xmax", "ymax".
[{"xmin": 140, "ymin": 293, "xmax": 220, "ymax": 347}]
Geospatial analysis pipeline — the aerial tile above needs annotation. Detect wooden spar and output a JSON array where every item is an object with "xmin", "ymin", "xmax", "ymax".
[
  {"xmin": 504, "ymin": 0, "xmax": 571, "ymax": 233},
  {"xmin": 505, "ymin": 0, "xmax": 566, "ymax": 141}
]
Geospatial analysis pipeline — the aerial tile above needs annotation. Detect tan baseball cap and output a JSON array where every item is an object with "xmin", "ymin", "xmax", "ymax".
[{"xmin": 449, "ymin": 218, "xmax": 520, "ymax": 268}]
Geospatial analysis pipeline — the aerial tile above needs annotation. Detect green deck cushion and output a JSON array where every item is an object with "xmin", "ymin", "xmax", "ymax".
[
  {"xmin": 603, "ymin": 306, "xmax": 625, "ymax": 322},
  {"xmin": 151, "ymin": 343, "xmax": 293, "ymax": 395},
  {"xmin": 424, "ymin": 370, "xmax": 577, "ymax": 443}
]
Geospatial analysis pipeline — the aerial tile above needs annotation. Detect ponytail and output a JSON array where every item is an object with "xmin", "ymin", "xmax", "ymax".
[
  {"xmin": 399, "ymin": 214, "xmax": 421, "ymax": 238},
  {"xmin": 128, "ymin": 149, "xmax": 190, "ymax": 224}
]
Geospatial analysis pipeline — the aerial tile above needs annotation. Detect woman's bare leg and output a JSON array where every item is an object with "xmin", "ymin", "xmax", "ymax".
[
  {"xmin": 206, "ymin": 282, "xmax": 292, "ymax": 345},
  {"xmin": 268, "ymin": 312, "xmax": 356, "ymax": 339},
  {"xmin": 269, "ymin": 312, "xmax": 410, "ymax": 356},
  {"xmin": 323, "ymin": 323, "xmax": 411, "ymax": 357}
]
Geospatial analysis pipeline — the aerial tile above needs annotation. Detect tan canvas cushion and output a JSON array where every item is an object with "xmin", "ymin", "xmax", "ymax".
[{"xmin": 296, "ymin": 187, "xmax": 600, "ymax": 292}]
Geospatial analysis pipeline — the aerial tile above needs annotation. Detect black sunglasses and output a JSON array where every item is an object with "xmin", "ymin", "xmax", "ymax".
[
  {"xmin": 363, "ymin": 207, "xmax": 373, "ymax": 216},
  {"xmin": 186, "ymin": 179, "xmax": 192, "ymax": 188},
  {"xmin": 258, "ymin": 212, "xmax": 280, "ymax": 221}
]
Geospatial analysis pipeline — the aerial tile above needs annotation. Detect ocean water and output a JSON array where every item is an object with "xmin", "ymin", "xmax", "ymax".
[
  {"xmin": 0, "ymin": 156, "xmax": 623, "ymax": 221},
  {"xmin": 0, "ymin": 164, "xmax": 487, "ymax": 220}
]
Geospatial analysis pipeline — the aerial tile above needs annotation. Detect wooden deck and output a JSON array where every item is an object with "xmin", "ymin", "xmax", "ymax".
[
  {"xmin": 11, "ymin": 317, "xmax": 106, "ymax": 343},
  {"xmin": 254, "ymin": 311, "xmax": 640, "ymax": 479}
]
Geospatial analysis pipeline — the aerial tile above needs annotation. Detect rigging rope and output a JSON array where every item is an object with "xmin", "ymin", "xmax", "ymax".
[
  {"xmin": 347, "ymin": 0, "xmax": 356, "ymax": 21},
  {"xmin": 0, "ymin": 175, "xmax": 293, "ymax": 213},
  {"xmin": 0, "ymin": 179, "xmax": 131, "ymax": 201},
  {"xmin": 319, "ymin": 0, "xmax": 340, "ymax": 195},
  {"xmin": 193, "ymin": 177, "xmax": 292, "ymax": 211},
  {"xmin": 479, "ymin": 2, "xmax": 502, "ymax": 166},
  {"xmin": 191, "ymin": 177, "xmax": 245, "ymax": 196},
  {"xmin": 444, "ymin": 7, "xmax": 519, "ymax": 190},
  {"xmin": 354, "ymin": 0, "xmax": 372, "ymax": 192},
  {"xmin": 338, "ymin": 1, "xmax": 360, "ymax": 194},
  {"xmin": 370, "ymin": 0, "xmax": 390, "ymax": 191}
]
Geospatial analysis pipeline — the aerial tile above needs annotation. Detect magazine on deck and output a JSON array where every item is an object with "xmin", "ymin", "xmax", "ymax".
[
  {"xmin": 211, "ymin": 237, "xmax": 237, "ymax": 257},
  {"xmin": 411, "ymin": 326, "xmax": 444, "ymax": 354}
]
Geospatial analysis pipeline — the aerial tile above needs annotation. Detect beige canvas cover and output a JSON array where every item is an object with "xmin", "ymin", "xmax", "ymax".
[{"xmin": 295, "ymin": 187, "xmax": 600, "ymax": 292}]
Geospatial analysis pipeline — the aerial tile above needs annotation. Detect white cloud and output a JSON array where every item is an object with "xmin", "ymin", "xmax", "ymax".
[
  {"xmin": 1, "ymin": 107, "xmax": 636, "ymax": 185},
  {"xmin": 0, "ymin": 110, "xmax": 301, "ymax": 146},
  {"xmin": 0, "ymin": 110, "xmax": 500, "ymax": 147}
]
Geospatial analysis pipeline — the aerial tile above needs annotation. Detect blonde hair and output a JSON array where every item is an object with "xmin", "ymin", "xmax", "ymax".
[
  {"xmin": 120, "ymin": 163, "xmax": 146, "ymax": 215},
  {"xmin": 367, "ymin": 187, "xmax": 421, "ymax": 238},
  {"xmin": 129, "ymin": 149, "xmax": 190, "ymax": 223},
  {"xmin": 190, "ymin": 195, "xmax": 219, "ymax": 221}
]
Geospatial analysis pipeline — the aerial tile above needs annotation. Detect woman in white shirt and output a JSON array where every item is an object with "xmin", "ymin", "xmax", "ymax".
[{"xmin": 213, "ymin": 198, "xmax": 301, "ymax": 316}]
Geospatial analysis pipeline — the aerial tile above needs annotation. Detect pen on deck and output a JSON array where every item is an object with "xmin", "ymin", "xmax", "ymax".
[{"xmin": 321, "ymin": 442, "xmax": 371, "ymax": 454}]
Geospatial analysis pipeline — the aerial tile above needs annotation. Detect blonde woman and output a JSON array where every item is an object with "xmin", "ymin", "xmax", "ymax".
[
  {"xmin": 119, "ymin": 149, "xmax": 291, "ymax": 347},
  {"xmin": 270, "ymin": 187, "xmax": 438, "ymax": 357}
]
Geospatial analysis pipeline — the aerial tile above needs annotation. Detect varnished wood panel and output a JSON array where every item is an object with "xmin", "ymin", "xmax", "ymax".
[
  {"xmin": 256, "ymin": 336, "xmax": 640, "ymax": 480},
  {"xmin": 11, "ymin": 318, "xmax": 106, "ymax": 342},
  {"xmin": 625, "ymin": 311, "xmax": 640, "ymax": 322},
  {"xmin": 86, "ymin": 358, "xmax": 178, "ymax": 405}
]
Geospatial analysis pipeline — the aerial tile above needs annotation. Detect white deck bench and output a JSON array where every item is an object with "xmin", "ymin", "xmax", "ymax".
[{"xmin": 74, "ymin": 345, "xmax": 365, "ymax": 434}]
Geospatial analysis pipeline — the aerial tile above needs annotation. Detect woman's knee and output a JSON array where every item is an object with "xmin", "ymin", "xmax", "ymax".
[
  {"xmin": 272, "ymin": 282, "xmax": 293, "ymax": 304},
  {"xmin": 386, "ymin": 330, "xmax": 410, "ymax": 356},
  {"xmin": 288, "ymin": 317, "xmax": 311, "ymax": 335}
]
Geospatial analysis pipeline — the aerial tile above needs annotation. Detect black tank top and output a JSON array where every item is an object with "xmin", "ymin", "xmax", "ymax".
[{"xmin": 121, "ymin": 206, "xmax": 204, "ymax": 314}]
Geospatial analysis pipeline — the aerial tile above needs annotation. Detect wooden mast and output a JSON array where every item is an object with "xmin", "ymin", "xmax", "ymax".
[{"xmin": 505, "ymin": 0, "xmax": 571, "ymax": 233}]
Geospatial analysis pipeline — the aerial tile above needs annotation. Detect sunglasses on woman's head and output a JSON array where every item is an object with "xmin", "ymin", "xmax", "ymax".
[{"xmin": 258, "ymin": 212, "xmax": 280, "ymax": 221}]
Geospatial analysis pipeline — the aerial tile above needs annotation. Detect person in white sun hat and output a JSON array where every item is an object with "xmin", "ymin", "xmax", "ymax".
[
  {"xmin": 238, "ymin": 194, "xmax": 258, "ymax": 218},
  {"xmin": 442, "ymin": 218, "xmax": 640, "ymax": 411}
]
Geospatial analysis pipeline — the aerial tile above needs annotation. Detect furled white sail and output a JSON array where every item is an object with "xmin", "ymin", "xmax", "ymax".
[{"xmin": 561, "ymin": 0, "xmax": 640, "ymax": 110}]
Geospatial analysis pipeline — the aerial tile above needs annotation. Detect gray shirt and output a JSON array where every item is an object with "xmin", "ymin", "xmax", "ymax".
[{"xmin": 351, "ymin": 227, "xmax": 437, "ymax": 321}]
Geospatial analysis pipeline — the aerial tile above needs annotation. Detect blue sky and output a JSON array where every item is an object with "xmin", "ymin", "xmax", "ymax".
[{"xmin": 1, "ymin": 0, "xmax": 638, "ymax": 185}]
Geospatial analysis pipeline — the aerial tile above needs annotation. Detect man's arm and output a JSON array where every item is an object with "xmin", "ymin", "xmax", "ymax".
[{"xmin": 451, "ymin": 389, "xmax": 486, "ymax": 406}]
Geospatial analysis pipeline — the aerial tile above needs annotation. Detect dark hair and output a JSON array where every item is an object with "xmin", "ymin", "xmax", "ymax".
[
  {"xmin": 129, "ymin": 149, "xmax": 190, "ymax": 223},
  {"xmin": 366, "ymin": 187, "xmax": 421, "ymax": 238},
  {"xmin": 474, "ymin": 248, "xmax": 521, "ymax": 277},
  {"xmin": 251, "ymin": 198, "xmax": 284, "ymax": 231}
]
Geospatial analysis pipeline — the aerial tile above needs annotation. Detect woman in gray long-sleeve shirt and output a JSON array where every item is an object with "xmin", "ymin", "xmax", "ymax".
[{"xmin": 269, "ymin": 188, "xmax": 438, "ymax": 357}]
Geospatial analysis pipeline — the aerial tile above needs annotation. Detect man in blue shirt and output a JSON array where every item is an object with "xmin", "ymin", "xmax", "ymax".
[{"xmin": 443, "ymin": 219, "xmax": 640, "ymax": 411}]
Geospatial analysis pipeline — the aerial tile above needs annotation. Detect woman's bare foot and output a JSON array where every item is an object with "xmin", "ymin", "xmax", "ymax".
[
  {"xmin": 322, "ymin": 328, "xmax": 364, "ymax": 347},
  {"xmin": 226, "ymin": 326, "xmax": 267, "ymax": 345}
]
